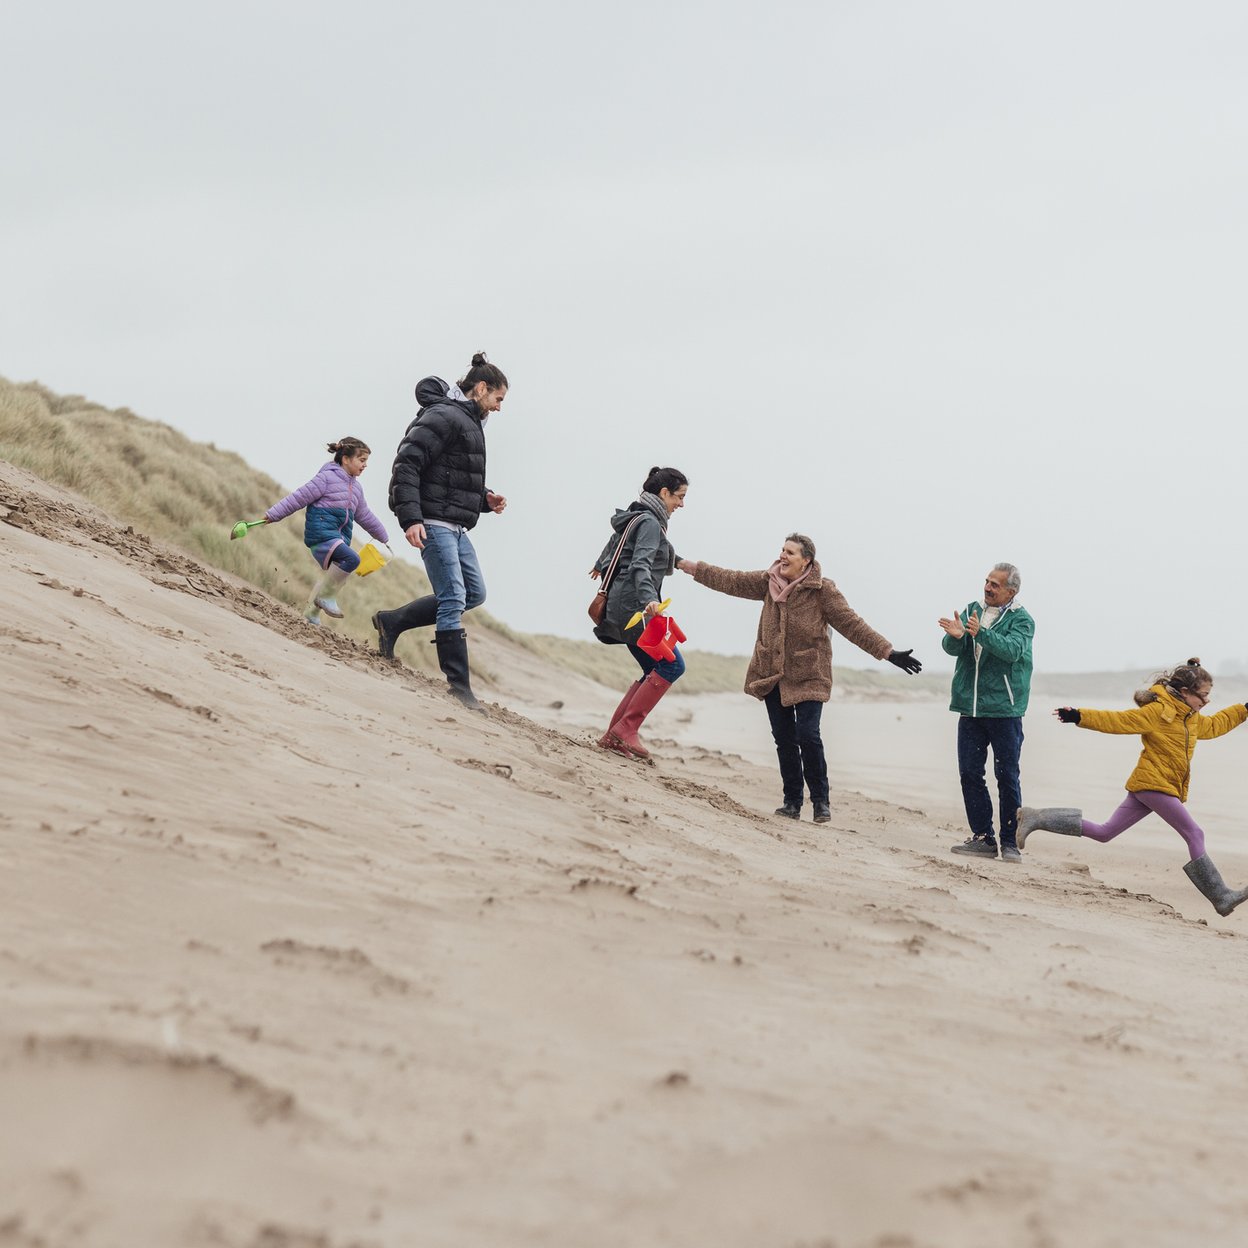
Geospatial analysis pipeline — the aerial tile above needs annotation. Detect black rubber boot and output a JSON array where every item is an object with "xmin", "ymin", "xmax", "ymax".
[
  {"xmin": 372, "ymin": 595, "xmax": 438, "ymax": 662},
  {"xmin": 434, "ymin": 628, "xmax": 484, "ymax": 712}
]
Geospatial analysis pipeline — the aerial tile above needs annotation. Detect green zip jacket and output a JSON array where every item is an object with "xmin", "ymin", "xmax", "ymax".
[{"xmin": 942, "ymin": 599, "xmax": 1034, "ymax": 718}]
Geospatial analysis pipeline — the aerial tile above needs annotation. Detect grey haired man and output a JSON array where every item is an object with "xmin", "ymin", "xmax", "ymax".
[{"xmin": 937, "ymin": 563, "xmax": 1035, "ymax": 863}]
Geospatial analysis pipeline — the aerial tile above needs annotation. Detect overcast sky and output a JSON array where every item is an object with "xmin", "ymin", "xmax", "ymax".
[{"xmin": 6, "ymin": 2, "xmax": 1248, "ymax": 674}]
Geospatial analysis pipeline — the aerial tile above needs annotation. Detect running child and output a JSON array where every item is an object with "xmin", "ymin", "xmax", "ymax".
[
  {"xmin": 263, "ymin": 437, "xmax": 391, "ymax": 623},
  {"xmin": 1018, "ymin": 658, "xmax": 1248, "ymax": 916}
]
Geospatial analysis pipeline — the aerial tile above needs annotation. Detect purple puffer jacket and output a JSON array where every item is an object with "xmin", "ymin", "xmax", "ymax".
[{"xmin": 265, "ymin": 462, "xmax": 390, "ymax": 565}]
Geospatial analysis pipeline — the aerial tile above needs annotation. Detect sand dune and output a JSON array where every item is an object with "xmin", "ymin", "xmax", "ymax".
[{"xmin": 4, "ymin": 458, "xmax": 1248, "ymax": 1248}]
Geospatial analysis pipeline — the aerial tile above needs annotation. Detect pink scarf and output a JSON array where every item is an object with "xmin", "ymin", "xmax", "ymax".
[{"xmin": 768, "ymin": 559, "xmax": 811, "ymax": 602}]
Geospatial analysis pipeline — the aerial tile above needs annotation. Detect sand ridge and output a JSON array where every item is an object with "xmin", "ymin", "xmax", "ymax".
[{"xmin": 4, "ymin": 459, "xmax": 1248, "ymax": 1248}]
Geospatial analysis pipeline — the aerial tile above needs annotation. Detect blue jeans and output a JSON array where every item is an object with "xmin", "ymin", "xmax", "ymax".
[
  {"xmin": 420, "ymin": 524, "xmax": 486, "ymax": 631},
  {"xmin": 957, "ymin": 716, "xmax": 1024, "ymax": 847},
  {"xmin": 626, "ymin": 640, "xmax": 686, "ymax": 684},
  {"xmin": 764, "ymin": 687, "xmax": 828, "ymax": 806}
]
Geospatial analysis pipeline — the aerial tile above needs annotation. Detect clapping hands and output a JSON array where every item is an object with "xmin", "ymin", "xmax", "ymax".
[{"xmin": 938, "ymin": 608, "xmax": 975, "ymax": 639}]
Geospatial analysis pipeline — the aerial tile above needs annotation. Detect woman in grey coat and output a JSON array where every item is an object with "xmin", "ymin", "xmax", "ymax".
[{"xmin": 591, "ymin": 466, "xmax": 688, "ymax": 760}]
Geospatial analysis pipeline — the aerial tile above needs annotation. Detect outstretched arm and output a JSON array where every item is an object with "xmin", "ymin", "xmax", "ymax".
[
  {"xmin": 1196, "ymin": 703, "xmax": 1248, "ymax": 740},
  {"xmin": 265, "ymin": 474, "xmax": 330, "ymax": 524},
  {"xmin": 822, "ymin": 583, "xmax": 892, "ymax": 660},
  {"xmin": 1077, "ymin": 701, "xmax": 1166, "ymax": 735},
  {"xmin": 692, "ymin": 562, "xmax": 770, "ymax": 601}
]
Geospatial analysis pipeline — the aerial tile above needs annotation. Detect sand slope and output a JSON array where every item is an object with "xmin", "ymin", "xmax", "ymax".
[{"xmin": 3, "ymin": 459, "xmax": 1248, "ymax": 1248}]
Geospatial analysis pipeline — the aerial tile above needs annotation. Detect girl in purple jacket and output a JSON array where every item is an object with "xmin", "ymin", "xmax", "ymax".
[{"xmin": 263, "ymin": 438, "xmax": 390, "ymax": 623}]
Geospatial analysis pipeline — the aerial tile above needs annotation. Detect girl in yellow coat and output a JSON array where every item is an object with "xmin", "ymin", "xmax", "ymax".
[{"xmin": 1017, "ymin": 659, "xmax": 1248, "ymax": 916}]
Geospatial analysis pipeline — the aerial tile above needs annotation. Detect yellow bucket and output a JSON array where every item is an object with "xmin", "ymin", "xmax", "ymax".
[{"xmin": 354, "ymin": 543, "xmax": 388, "ymax": 577}]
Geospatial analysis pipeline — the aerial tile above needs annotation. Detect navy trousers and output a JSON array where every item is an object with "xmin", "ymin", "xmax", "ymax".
[
  {"xmin": 764, "ymin": 687, "xmax": 829, "ymax": 807},
  {"xmin": 957, "ymin": 715, "xmax": 1024, "ymax": 847}
]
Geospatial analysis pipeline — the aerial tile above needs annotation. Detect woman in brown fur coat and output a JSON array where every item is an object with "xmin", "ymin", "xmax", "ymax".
[{"xmin": 678, "ymin": 534, "xmax": 921, "ymax": 823}]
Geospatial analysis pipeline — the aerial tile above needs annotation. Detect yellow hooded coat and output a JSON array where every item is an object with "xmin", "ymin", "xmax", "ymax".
[{"xmin": 1078, "ymin": 684, "xmax": 1247, "ymax": 802}]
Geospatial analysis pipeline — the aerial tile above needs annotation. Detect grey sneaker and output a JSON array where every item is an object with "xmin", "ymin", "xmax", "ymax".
[
  {"xmin": 1000, "ymin": 844, "xmax": 1022, "ymax": 863},
  {"xmin": 951, "ymin": 836, "xmax": 998, "ymax": 858}
]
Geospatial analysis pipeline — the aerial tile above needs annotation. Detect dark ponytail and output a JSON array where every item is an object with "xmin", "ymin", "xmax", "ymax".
[
  {"xmin": 642, "ymin": 466, "xmax": 689, "ymax": 495},
  {"xmin": 457, "ymin": 350, "xmax": 508, "ymax": 394},
  {"xmin": 327, "ymin": 436, "xmax": 370, "ymax": 464}
]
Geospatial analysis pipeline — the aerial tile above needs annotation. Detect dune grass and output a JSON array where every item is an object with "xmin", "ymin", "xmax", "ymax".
[{"xmin": 0, "ymin": 378, "xmax": 456, "ymax": 668}]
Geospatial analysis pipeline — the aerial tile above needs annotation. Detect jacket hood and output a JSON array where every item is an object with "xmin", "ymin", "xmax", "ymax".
[
  {"xmin": 415, "ymin": 375, "xmax": 477, "ymax": 414},
  {"xmin": 610, "ymin": 502, "xmax": 661, "ymax": 534},
  {"xmin": 1156, "ymin": 684, "xmax": 1192, "ymax": 717}
]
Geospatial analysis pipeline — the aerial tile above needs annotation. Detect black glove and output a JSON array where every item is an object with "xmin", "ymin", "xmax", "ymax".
[
  {"xmin": 1057, "ymin": 707, "xmax": 1081, "ymax": 724},
  {"xmin": 887, "ymin": 649, "xmax": 922, "ymax": 675}
]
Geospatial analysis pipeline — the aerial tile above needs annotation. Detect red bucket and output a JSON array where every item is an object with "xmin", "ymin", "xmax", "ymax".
[{"xmin": 636, "ymin": 614, "xmax": 687, "ymax": 662}]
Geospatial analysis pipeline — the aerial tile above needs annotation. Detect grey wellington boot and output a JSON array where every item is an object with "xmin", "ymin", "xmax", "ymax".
[
  {"xmin": 1183, "ymin": 854, "xmax": 1248, "ymax": 917},
  {"xmin": 1016, "ymin": 807, "xmax": 1083, "ymax": 850},
  {"xmin": 311, "ymin": 565, "xmax": 352, "ymax": 619}
]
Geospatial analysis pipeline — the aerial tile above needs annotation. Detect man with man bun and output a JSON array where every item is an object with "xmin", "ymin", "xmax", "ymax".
[{"xmin": 376, "ymin": 352, "xmax": 509, "ymax": 711}]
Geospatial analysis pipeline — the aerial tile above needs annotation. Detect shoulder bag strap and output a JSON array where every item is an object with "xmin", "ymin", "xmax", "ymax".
[{"xmin": 599, "ymin": 514, "xmax": 645, "ymax": 594}]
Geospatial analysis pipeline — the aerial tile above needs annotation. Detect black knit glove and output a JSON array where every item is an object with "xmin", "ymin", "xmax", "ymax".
[
  {"xmin": 1057, "ymin": 707, "xmax": 1081, "ymax": 724},
  {"xmin": 887, "ymin": 649, "xmax": 922, "ymax": 675}
]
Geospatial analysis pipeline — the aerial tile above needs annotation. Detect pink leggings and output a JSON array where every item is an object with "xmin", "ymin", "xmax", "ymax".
[{"xmin": 1082, "ymin": 792, "xmax": 1205, "ymax": 860}]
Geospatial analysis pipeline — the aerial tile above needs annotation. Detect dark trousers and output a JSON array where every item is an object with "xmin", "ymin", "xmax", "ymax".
[
  {"xmin": 764, "ymin": 687, "xmax": 828, "ymax": 807},
  {"xmin": 957, "ymin": 715, "xmax": 1024, "ymax": 847}
]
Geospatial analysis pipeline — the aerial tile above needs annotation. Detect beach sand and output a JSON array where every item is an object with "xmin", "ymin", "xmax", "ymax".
[{"xmin": 5, "ymin": 456, "xmax": 1248, "ymax": 1248}]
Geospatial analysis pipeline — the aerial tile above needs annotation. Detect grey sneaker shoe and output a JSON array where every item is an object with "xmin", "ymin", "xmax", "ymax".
[
  {"xmin": 951, "ymin": 836, "xmax": 998, "ymax": 858},
  {"xmin": 1000, "ymin": 844, "xmax": 1022, "ymax": 863}
]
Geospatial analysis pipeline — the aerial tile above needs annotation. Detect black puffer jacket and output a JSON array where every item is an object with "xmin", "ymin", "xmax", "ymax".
[
  {"xmin": 592, "ymin": 504, "xmax": 675, "ymax": 645},
  {"xmin": 388, "ymin": 376, "xmax": 490, "ymax": 530}
]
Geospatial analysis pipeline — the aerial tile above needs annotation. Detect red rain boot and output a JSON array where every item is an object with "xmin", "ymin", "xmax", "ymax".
[
  {"xmin": 598, "ymin": 681, "xmax": 642, "ymax": 752},
  {"xmin": 607, "ymin": 670, "xmax": 672, "ymax": 760}
]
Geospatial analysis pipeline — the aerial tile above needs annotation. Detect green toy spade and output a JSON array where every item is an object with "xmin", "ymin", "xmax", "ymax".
[{"xmin": 229, "ymin": 519, "xmax": 267, "ymax": 540}]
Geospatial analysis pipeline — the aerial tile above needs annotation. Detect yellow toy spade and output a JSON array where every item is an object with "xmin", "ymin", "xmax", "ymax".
[{"xmin": 625, "ymin": 598, "xmax": 671, "ymax": 631}]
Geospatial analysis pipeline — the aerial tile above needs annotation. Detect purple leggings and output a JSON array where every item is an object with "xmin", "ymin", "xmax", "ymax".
[{"xmin": 1082, "ymin": 792, "xmax": 1205, "ymax": 860}]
